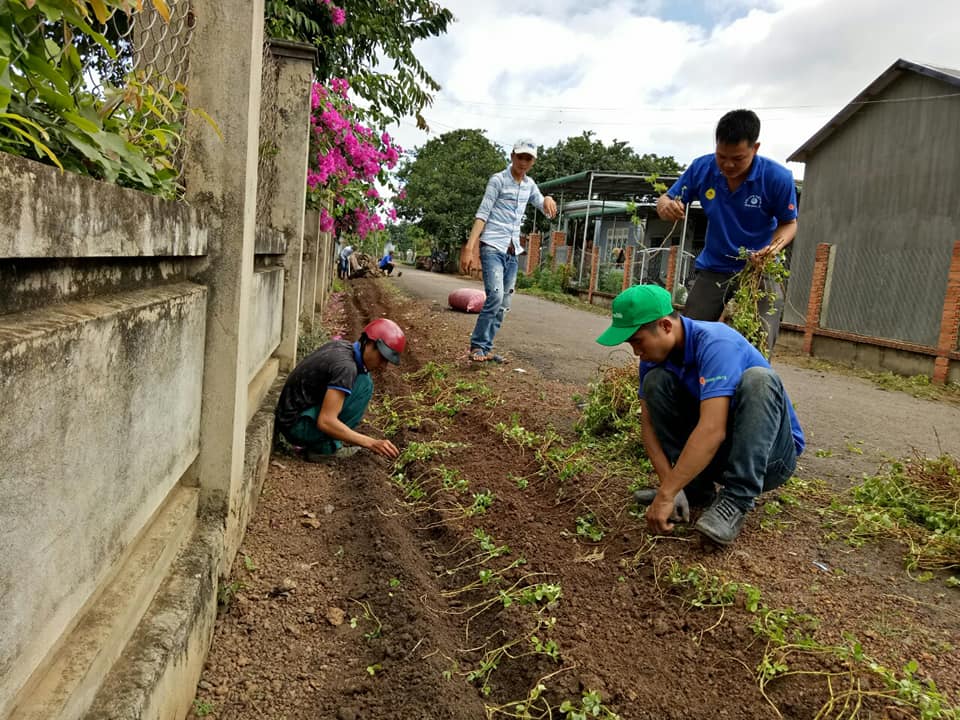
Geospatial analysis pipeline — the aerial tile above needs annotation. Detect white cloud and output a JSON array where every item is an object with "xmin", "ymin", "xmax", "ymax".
[{"xmin": 388, "ymin": 0, "xmax": 960, "ymax": 181}]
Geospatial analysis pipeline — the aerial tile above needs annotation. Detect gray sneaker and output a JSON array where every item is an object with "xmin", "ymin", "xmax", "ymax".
[{"xmin": 694, "ymin": 495, "xmax": 748, "ymax": 546}]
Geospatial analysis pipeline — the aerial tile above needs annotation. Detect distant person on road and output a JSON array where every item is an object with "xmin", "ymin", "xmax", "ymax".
[
  {"xmin": 275, "ymin": 319, "xmax": 405, "ymax": 461},
  {"xmin": 338, "ymin": 244, "xmax": 355, "ymax": 280},
  {"xmin": 460, "ymin": 139, "xmax": 558, "ymax": 362},
  {"xmin": 656, "ymin": 109, "xmax": 798, "ymax": 354},
  {"xmin": 379, "ymin": 250, "xmax": 395, "ymax": 276},
  {"xmin": 596, "ymin": 284, "xmax": 805, "ymax": 546}
]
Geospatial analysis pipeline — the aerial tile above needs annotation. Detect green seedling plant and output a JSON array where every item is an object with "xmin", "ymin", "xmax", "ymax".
[
  {"xmin": 575, "ymin": 513, "xmax": 606, "ymax": 542},
  {"xmin": 442, "ymin": 558, "xmax": 527, "ymax": 598},
  {"xmin": 510, "ymin": 473, "xmax": 530, "ymax": 490},
  {"xmin": 437, "ymin": 466, "xmax": 470, "ymax": 493},
  {"xmin": 373, "ymin": 392, "xmax": 426, "ymax": 437},
  {"xmin": 217, "ymin": 580, "xmax": 243, "ymax": 609},
  {"xmin": 466, "ymin": 616, "xmax": 560, "ymax": 698},
  {"xmin": 500, "ymin": 583, "xmax": 562, "ymax": 609},
  {"xmin": 727, "ymin": 247, "xmax": 789, "ymax": 358},
  {"xmin": 559, "ymin": 691, "xmax": 622, "ymax": 720},
  {"xmin": 351, "ymin": 600, "xmax": 383, "ymax": 640},
  {"xmin": 496, "ymin": 415, "xmax": 539, "ymax": 449},
  {"xmin": 465, "ymin": 490, "xmax": 495, "ymax": 517},
  {"xmin": 193, "ymin": 699, "xmax": 215, "ymax": 717},
  {"xmin": 485, "ymin": 682, "xmax": 621, "ymax": 720},
  {"xmin": 657, "ymin": 559, "xmax": 760, "ymax": 612},
  {"xmin": 442, "ymin": 528, "xmax": 514, "ymax": 578}
]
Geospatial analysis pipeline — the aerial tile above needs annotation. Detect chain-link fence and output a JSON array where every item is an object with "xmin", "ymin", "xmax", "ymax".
[
  {"xmin": 814, "ymin": 242, "xmax": 952, "ymax": 347},
  {"xmin": 2, "ymin": 0, "xmax": 195, "ymax": 192},
  {"xmin": 630, "ymin": 247, "xmax": 696, "ymax": 290}
]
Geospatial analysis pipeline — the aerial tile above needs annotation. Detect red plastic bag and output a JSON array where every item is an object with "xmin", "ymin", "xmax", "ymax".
[{"xmin": 448, "ymin": 288, "xmax": 486, "ymax": 313}]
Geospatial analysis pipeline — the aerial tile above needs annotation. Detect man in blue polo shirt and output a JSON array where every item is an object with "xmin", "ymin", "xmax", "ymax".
[
  {"xmin": 460, "ymin": 139, "xmax": 558, "ymax": 362},
  {"xmin": 596, "ymin": 284, "xmax": 804, "ymax": 546},
  {"xmin": 656, "ymin": 109, "xmax": 798, "ymax": 354}
]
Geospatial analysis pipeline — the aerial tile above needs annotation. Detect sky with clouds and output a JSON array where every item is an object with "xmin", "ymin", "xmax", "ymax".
[{"xmin": 386, "ymin": 0, "xmax": 960, "ymax": 181}]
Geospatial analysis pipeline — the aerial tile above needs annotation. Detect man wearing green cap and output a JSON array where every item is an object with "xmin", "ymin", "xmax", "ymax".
[{"xmin": 597, "ymin": 284, "xmax": 805, "ymax": 545}]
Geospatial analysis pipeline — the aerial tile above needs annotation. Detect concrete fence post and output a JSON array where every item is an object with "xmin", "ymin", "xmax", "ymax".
[
  {"xmin": 622, "ymin": 246, "xmax": 633, "ymax": 291},
  {"xmin": 803, "ymin": 242, "xmax": 835, "ymax": 355},
  {"xmin": 268, "ymin": 39, "xmax": 316, "ymax": 373},
  {"xmin": 665, "ymin": 246, "xmax": 678, "ymax": 293},
  {"xmin": 316, "ymin": 207, "xmax": 335, "ymax": 316},
  {"xmin": 300, "ymin": 209, "xmax": 320, "ymax": 331},
  {"xmin": 588, "ymin": 246, "xmax": 599, "ymax": 304},
  {"xmin": 933, "ymin": 240, "xmax": 960, "ymax": 384},
  {"xmin": 181, "ymin": 0, "xmax": 265, "ymax": 571}
]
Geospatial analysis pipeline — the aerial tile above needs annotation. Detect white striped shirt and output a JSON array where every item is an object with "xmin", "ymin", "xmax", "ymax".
[{"xmin": 475, "ymin": 167, "xmax": 545, "ymax": 252}]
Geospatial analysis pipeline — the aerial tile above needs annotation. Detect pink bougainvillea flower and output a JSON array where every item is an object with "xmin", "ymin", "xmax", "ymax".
[{"xmin": 331, "ymin": 6, "xmax": 346, "ymax": 26}]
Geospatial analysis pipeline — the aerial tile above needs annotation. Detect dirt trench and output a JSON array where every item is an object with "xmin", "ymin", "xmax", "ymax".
[{"xmin": 191, "ymin": 278, "xmax": 960, "ymax": 720}]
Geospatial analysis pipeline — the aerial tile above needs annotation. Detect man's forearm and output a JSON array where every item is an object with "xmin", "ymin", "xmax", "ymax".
[
  {"xmin": 768, "ymin": 219, "xmax": 798, "ymax": 254},
  {"xmin": 465, "ymin": 218, "xmax": 486, "ymax": 248}
]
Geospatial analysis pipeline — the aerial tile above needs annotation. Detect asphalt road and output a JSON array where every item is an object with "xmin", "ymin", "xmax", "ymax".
[{"xmin": 392, "ymin": 267, "xmax": 960, "ymax": 482}]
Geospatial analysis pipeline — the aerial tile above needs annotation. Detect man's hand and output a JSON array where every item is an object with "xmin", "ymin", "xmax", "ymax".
[
  {"xmin": 645, "ymin": 489, "xmax": 690, "ymax": 534},
  {"xmin": 656, "ymin": 194, "xmax": 685, "ymax": 222},
  {"xmin": 459, "ymin": 243, "xmax": 479, "ymax": 275},
  {"xmin": 543, "ymin": 196, "xmax": 558, "ymax": 219},
  {"xmin": 367, "ymin": 437, "xmax": 399, "ymax": 459}
]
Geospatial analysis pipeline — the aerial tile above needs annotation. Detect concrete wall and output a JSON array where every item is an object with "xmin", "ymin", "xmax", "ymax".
[
  {"xmin": 0, "ymin": 155, "xmax": 209, "ymax": 717},
  {"xmin": 0, "ymin": 9, "xmax": 318, "ymax": 720},
  {"xmin": 247, "ymin": 267, "xmax": 284, "ymax": 380}
]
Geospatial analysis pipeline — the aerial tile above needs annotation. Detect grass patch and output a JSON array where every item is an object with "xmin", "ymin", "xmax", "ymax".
[{"xmin": 826, "ymin": 456, "xmax": 960, "ymax": 583}]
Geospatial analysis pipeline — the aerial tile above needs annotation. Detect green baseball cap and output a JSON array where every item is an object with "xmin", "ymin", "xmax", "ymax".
[{"xmin": 596, "ymin": 285, "xmax": 675, "ymax": 346}]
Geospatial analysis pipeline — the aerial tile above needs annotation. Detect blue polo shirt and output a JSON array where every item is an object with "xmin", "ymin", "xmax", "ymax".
[
  {"xmin": 638, "ymin": 317, "xmax": 804, "ymax": 455},
  {"xmin": 475, "ymin": 166, "xmax": 546, "ymax": 252},
  {"xmin": 667, "ymin": 154, "xmax": 797, "ymax": 274}
]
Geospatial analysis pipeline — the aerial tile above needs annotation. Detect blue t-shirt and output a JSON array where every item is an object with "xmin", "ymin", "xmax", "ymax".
[
  {"xmin": 638, "ymin": 317, "xmax": 804, "ymax": 455},
  {"xmin": 667, "ymin": 154, "xmax": 797, "ymax": 274}
]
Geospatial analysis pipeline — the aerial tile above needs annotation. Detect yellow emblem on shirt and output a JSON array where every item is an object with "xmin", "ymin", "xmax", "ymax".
[{"xmin": 705, "ymin": 188, "xmax": 716, "ymax": 200}]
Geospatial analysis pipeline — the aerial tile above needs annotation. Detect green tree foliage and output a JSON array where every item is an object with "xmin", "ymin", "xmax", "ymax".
[
  {"xmin": 265, "ymin": 0, "xmax": 453, "ymax": 126},
  {"xmin": 533, "ymin": 131, "xmax": 684, "ymax": 183},
  {"xmin": 394, "ymin": 129, "xmax": 505, "ymax": 255}
]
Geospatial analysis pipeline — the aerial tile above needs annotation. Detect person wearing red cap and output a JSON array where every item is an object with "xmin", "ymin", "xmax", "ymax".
[{"xmin": 274, "ymin": 318, "xmax": 405, "ymax": 460}]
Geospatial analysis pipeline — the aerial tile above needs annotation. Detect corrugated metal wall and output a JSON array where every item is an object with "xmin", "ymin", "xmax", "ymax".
[{"xmin": 785, "ymin": 72, "xmax": 960, "ymax": 347}]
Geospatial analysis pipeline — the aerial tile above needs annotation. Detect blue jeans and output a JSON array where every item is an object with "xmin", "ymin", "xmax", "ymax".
[
  {"xmin": 470, "ymin": 245, "xmax": 518, "ymax": 354},
  {"xmin": 642, "ymin": 366, "xmax": 796, "ymax": 509}
]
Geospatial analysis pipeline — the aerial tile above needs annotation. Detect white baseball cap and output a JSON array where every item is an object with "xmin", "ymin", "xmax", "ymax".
[{"xmin": 512, "ymin": 139, "xmax": 537, "ymax": 158}]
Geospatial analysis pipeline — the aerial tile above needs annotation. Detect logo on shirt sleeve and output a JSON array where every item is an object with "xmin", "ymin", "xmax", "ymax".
[
  {"xmin": 704, "ymin": 188, "xmax": 716, "ymax": 200},
  {"xmin": 701, "ymin": 374, "xmax": 728, "ymax": 386},
  {"xmin": 745, "ymin": 194, "xmax": 762, "ymax": 209}
]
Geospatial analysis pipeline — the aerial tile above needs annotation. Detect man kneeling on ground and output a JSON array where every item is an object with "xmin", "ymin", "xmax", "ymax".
[
  {"xmin": 596, "ymin": 285, "xmax": 805, "ymax": 545},
  {"xmin": 275, "ymin": 318, "xmax": 404, "ymax": 461}
]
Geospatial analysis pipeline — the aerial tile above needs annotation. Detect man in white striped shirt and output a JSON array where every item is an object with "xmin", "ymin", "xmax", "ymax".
[{"xmin": 460, "ymin": 139, "xmax": 558, "ymax": 362}]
